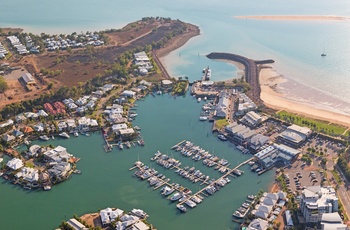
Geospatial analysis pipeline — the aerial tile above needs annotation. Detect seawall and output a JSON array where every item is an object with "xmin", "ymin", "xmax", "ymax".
[{"xmin": 206, "ymin": 52, "xmax": 274, "ymax": 104}]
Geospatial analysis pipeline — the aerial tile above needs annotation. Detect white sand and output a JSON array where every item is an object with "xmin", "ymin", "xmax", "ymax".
[
  {"xmin": 234, "ymin": 15, "xmax": 350, "ymax": 21},
  {"xmin": 259, "ymin": 68, "xmax": 350, "ymax": 128}
]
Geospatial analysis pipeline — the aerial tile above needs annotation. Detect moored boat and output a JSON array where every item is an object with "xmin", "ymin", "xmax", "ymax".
[
  {"xmin": 218, "ymin": 134, "xmax": 227, "ymax": 141},
  {"xmin": 39, "ymin": 135, "xmax": 50, "ymax": 141},
  {"xmin": 58, "ymin": 132, "xmax": 70, "ymax": 139},
  {"xmin": 177, "ymin": 204, "xmax": 187, "ymax": 213}
]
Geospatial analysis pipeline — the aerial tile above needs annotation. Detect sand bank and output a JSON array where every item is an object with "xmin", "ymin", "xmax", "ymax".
[
  {"xmin": 234, "ymin": 15, "xmax": 350, "ymax": 21},
  {"xmin": 259, "ymin": 67, "xmax": 350, "ymax": 128}
]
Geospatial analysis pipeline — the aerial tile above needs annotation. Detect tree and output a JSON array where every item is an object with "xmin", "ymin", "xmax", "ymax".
[
  {"xmin": 47, "ymin": 83, "xmax": 54, "ymax": 90},
  {"xmin": 0, "ymin": 76, "xmax": 9, "ymax": 92}
]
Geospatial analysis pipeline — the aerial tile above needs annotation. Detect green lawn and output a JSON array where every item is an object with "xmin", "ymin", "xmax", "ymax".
[
  {"xmin": 276, "ymin": 110, "xmax": 348, "ymax": 136},
  {"xmin": 215, "ymin": 119, "xmax": 229, "ymax": 130}
]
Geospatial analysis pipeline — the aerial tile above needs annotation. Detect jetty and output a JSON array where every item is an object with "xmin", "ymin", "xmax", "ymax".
[
  {"xmin": 206, "ymin": 52, "xmax": 274, "ymax": 104},
  {"xmin": 177, "ymin": 157, "xmax": 253, "ymax": 206}
]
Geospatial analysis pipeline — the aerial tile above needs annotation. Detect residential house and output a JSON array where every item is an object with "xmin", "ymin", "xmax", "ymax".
[
  {"xmin": 6, "ymin": 158, "xmax": 23, "ymax": 170},
  {"xmin": 48, "ymin": 162, "xmax": 71, "ymax": 179},
  {"xmin": 43, "ymin": 146, "xmax": 72, "ymax": 162},
  {"xmin": 122, "ymin": 90, "xmax": 136, "ymax": 98},
  {"xmin": 3, "ymin": 134, "xmax": 15, "ymax": 143},
  {"xmin": 0, "ymin": 119, "xmax": 14, "ymax": 128},
  {"xmin": 247, "ymin": 218, "xmax": 268, "ymax": 230},
  {"xmin": 100, "ymin": 207, "xmax": 124, "ymax": 227},
  {"xmin": 15, "ymin": 114, "xmax": 27, "ymax": 123},
  {"xmin": 28, "ymin": 144, "xmax": 41, "ymax": 158},
  {"xmin": 12, "ymin": 130, "xmax": 24, "ymax": 138},
  {"xmin": 15, "ymin": 167, "xmax": 39, "ymax": 183},
  {"xmin": 57, "ymin": 121, "xmax": 68, "ymax": 132},
  {"xmin": 37, "ymin": 109, "xmax": 48, "ymax": 117}
]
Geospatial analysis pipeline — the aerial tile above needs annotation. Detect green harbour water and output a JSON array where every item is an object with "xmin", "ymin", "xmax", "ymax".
[{"xmin": 0, "ymin": 93, "xmax": 273, "ymax": 229}]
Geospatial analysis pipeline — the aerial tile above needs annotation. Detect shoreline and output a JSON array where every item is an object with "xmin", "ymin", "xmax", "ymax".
[
  {"xmin": 234, "ymin": 15, "xmax": 350, "ymax": 21},
  {"xmin": 155, "ymin": 23, "xmax": 200, "ymax": 58},
  {"xmin": 259, "ymin": 67, "xmax": 350, "ymax": 128}
]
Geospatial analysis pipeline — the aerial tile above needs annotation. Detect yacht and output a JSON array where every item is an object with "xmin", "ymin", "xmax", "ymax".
[
  {"xmin": 43, "ymin": 185, "xmax": 51, "ymax": 191},
  {"xmin": 39, "ymin": 135, "xmax": 50, "ymax": 141},
  {"xmin": 59, "ymin": 132, "xmax": 70, "ymax": 139},
  {"xmin": 169, "ymin": 192, "xmax": 182, "ymax": 201},
  {"xmin": 218, "ymin": 134, "xmax": 227, "ymax": 141},
  {"xmin": 177, "ymin": 204, "xmax": 187, "ymax": 213},
  {"xmin": 51, "ymin": 135, "xmax": 55, "ymax": 140},
  {"xmin": 185, "ymin": 200, "xmax": 197, "ymax": 208},
  {"xmin": 199, "ymin": 116, "xmax": 208, "ymax": 121},
  {"xmin": 74, "ymin": 132, "xmax": 79, "ymax": 137},
  {"xmin": 156, "ymin": 90, "xmax": 162, "ymax": 95},
  {"xmin": 119, "ymin": 142, "xmax": 124, "ymax": 150},
  {"xmin": 197, "ymin": 97, "xmax": 202, "ymax": 103},
  {"xmin": 126, "ymin": 141, "xmax": 131, "ymax": 148}
]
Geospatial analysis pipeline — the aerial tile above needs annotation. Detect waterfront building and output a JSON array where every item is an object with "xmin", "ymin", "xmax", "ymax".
[
  {"xmin": 235, "ymin": 93, "xmax": 257, "ymax": 116},
  {"xmin": 161, "ymin": 80, "xmax": 173, "ymax": 88},
  {"xmin": 77, "ymin": 117, "xmax": 98, "ymax": 131},
  {"xmin": 100, "ymin": 207, "xmax": 124, "ymax": 227},
  {"xmin": 67, "ymin": 218, "xmax": 88, "ymax": 230},
  {"xmin": 134, "ymin": 51, "xmax": 152, "ymax": 75},
  {"xmin": 225, "ymin": 122, "xmax": 256, "ymax": 145},
  {"xmin": 240, "ymin": 111, "xmax": 263, "ymax": 127},
  {"xmin": 215, "ymin": 90, "xmax": 231, "ymax": 118},
  {"xmin": 15, "ymin": 167, "xmax": 39, "ymax": 183},
  {"xmin": 321, "ymin": 213, "xmax": 347, "ymax": 230},
  {"xmin": 6, "ymin": 158, "xmax": 23, "ymax": 170},
  {"xmin": 43, "ymin": 146, "xmax": 72, "ymax": 162},
  {"xmin": 122, "ymin": 90, "xmax": 137, "ymax": 98},
  {"xmin": 57, "ymin": 121, "xmax": 68, "ymax": 132},
  {"xmin": 119, "ymin": 128, "xmax": 135, "ymax": 136},
  {"xmin": 247, "ymin": 218, "xmax": 268, "ymax": 230},
  {"xmin": 277, "ymin": 124, "xmax": 312, "ymax": 148},
  {"xmin": 66, "ymin": 119, "xmax": 77, "ymax": 130},
  {"xmin": 48, "ymin": 162, "xmax": 71, "ymax": 179},
  {"xmin": 28, "ymin": 144, "xmax": 42, "ymax": 158},
  {"xmin": 254, "ymin": 144, "xmax": 300, "ymax": 169},
  {"xmin": 300, "ymin": 186, "xmax": 338, "ymax": 223},
  {"xmin": 112, "ymin": 123, "xmax": 128, "ymax": 133},
  {"xmin": 248, "ymin": 134, "xmax": 270, "ymax": 152}
]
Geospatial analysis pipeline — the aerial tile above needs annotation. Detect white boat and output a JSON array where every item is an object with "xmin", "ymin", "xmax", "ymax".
[
  {"xmin": 43, "ymin": 185, "xmax": 51, "ymax": 191},
  {"xmin": 74, "ymin": 132, "xmax": 79, "ymax": 137},
  {"xmin": 126, "ymin": 141, "xmax": 131, "ymax": 148},
  {"xmin": 129, "ymin": 113, "xmax": 138, "ymax": 118},
  {"xmin": 156, "ymin": 90, "xmax": 162, "ymax": 95},
  {"xmin": 39, "ymin": 135, "xmax": 50, "ymax": 141},
  {"xmin": 51, "ymin": 135, "xmax": 55, "ymax": 140},
  {"xmin": 119, "ymin": 143, "xmax": 123, "ymax": 150},
  {"xmin": 218, "ymin": 134, "xmax": 227, "ymax": 141},
  {"xmin": 197, "ymin": 97, "xmax": 202, "ymax": 102},
  {"xmin": 59, "ymin": 132, "xmax": 70, "ymax": 139},
  {"xmin": 199, "ymin": 116, "xmax": 208, "ymax": 121},
  {"xmin": 177, "ymin": 204, "xmax": 187, "ymax": 213},
  {"xmin": 185, "ymin": 200, "xmax": 197, "ymax": 208},
  {"xmin": 169, "ymin": 192, "xmax": 182, "ymax": 201},
  {"xmin": 203, "ymin": 97, "xmax": 207, "ymax": 101}
]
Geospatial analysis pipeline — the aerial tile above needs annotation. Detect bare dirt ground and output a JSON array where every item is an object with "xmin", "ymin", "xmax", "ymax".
[{"xmin": 0, "ymin": 19, "xmax": 198, "ymax": 109}]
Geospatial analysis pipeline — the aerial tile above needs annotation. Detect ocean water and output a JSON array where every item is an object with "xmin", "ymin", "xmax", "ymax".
[{"xmin": 1, "ymin": 0, "xmax": 350, "ymax": 114}]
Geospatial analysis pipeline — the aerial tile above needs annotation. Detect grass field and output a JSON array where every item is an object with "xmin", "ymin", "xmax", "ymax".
[
  {"xmin": 276, "ymin": 110, "xmax": 348, "ymax": 136},
  {"xmin": 215, "ymin": 119, "xmax": 229, "ymax": 130}
]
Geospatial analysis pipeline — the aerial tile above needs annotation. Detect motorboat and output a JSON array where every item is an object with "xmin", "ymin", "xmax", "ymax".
[
  {"xmin": 58, "ymin": 132, "xmax": 70, "ymax": 139},
  {"xmin": 39, "ymin": 135, "xmax": 50, "ymax": 141}
]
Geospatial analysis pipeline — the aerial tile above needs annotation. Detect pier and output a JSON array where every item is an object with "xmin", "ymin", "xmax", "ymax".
[{"xmin": 177, "ymin": 157, "xmax": 253, "ymax": 206}]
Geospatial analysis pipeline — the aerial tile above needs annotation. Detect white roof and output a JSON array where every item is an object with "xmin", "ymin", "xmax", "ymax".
[
  {"xmin": 247, "ymin": 218, "xmax": 268, "ymax": 230},
  {"xmin": 288, "ymin": 124, "xmax": 312, "ymax": 136},
  {"xmin": 162, "ymin": 80, "xmax": 172, "ymax": 85},
  {"xmin": 6, "ymin": 158, "xmax": 23, "ymax": 170}
]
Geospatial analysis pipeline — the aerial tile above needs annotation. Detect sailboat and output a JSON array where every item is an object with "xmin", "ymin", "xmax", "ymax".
[{"xmin": 321, "ymin": 47, "xmax": 326, "ymax": 57}]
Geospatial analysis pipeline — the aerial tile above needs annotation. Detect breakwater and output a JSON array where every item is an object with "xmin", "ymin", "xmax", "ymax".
[{"xmin": 206, "ymin": 52, "xmax": 274, "ymax": 104}]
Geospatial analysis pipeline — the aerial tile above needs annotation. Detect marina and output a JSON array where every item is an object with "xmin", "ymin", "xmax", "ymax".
[{"xmin": 130, "ymin": 139, "xmax": 256, "ymax": 212}]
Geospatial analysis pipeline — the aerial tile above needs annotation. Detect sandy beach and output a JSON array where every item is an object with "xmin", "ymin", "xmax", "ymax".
[
  {"xmin": 234, "ymin": 15, "xmax": 350, "ymax": 21},
  {"xmin": 259, "ymin": 67, "xmax": 350, "ymax": 128}
]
